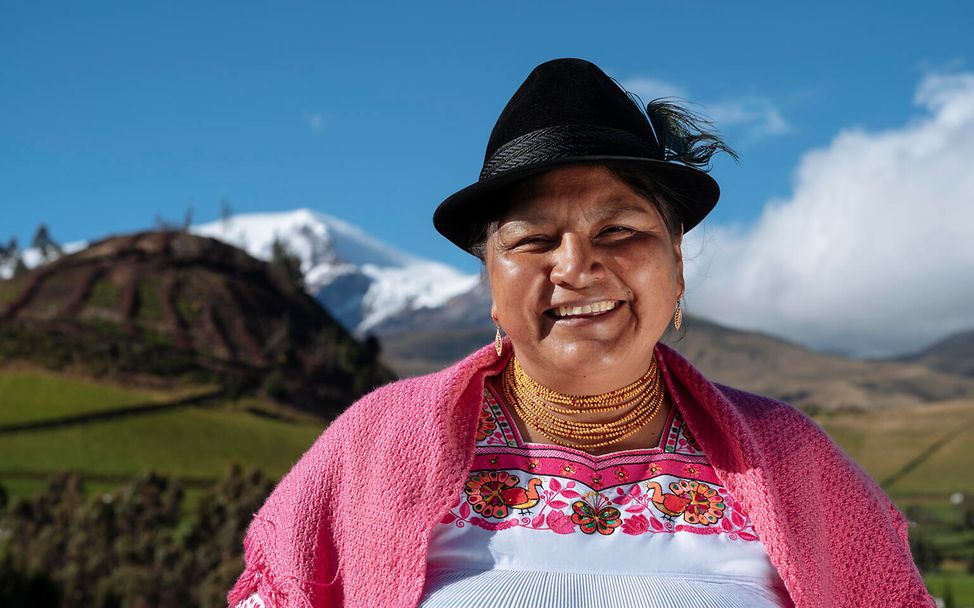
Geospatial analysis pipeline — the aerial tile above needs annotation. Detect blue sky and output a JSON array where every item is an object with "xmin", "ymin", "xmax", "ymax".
[{"xmin": 3, "ymin": 2, "xmax": 974, "ymax": 355}]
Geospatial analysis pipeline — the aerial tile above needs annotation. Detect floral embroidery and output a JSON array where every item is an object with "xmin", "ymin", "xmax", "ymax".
[
  {"xmin": 464, "ymin": 471, "xmax": 547, "ymax": 519},
  {"xmin": 622, "ymin": 514, "xmax": 651, "ymax": 535},
  {"xmin": 441, "ymin": 389, "xmax": 757, "ymax": 540},
  {"xmin": 475, "ymin": 404, "xmax": 498, "ymax": 442},
  {"xmin": 545, "ymin": 509, "xmax": 576, "ymax": 534},
  {"xmin": 570, "ymin": 493, "xmax": 622, "ymax": 535},
  {"xmin": 669, "ymin": 479, "xmax": 725, "ymax": 525},
  {"xmin": 465, "ymin": 471, "xmax": 520, "ymax": 518}
]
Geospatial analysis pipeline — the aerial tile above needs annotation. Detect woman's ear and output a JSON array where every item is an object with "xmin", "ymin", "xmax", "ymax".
[{"xmin": 672, "ymin": 230, "xmax": 685, "ymax": 298}]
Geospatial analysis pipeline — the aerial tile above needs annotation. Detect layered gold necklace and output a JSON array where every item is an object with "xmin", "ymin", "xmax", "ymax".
[{"xmin": 501, "ymin": 354, "xmax": 666, "ymax": 450}]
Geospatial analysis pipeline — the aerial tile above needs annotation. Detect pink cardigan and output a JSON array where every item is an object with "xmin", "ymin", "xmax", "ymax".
[{"xmin": 227, "ymin": 342, "xmax": 934, "ymax": 608}]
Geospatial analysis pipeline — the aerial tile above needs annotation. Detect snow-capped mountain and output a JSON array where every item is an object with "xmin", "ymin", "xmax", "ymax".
[
  {"xmin": 2, "ymin": 209, "xmax": 486, "ymax": 335},
  {"xmin": 190, "ymin": 209, "xmax": 481, "ymax": 333}
]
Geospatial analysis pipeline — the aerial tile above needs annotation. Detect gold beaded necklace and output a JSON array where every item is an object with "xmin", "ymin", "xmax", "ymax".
[{"xmin": 502, "ymin": 355, "xmax": 666, "ymax": 450}]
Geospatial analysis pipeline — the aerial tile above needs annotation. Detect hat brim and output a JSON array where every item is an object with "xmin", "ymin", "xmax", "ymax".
[{"xmin": 433, "ymin": 156, "xmax": 720, "ymax": 254}]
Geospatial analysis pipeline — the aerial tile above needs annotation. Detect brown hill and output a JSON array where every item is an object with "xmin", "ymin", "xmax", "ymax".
[
  {"xmin": 0, "ymin": 230, "xmax": 394, "ymax": 416},
  {"xmin": 380, "ymin": 316, "xmax": 974, "ymax": 412},
  {"xmin": 661, "ymin": 318, "xmax": 974, "ymax": 411},
  {"xmin": 897, "ymin": 329, "xmax": 974, "ymax": 378}
]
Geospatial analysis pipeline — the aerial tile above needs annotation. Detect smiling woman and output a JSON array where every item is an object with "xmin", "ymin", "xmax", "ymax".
[
  {"xmin": 486, "ymin": 165, "xmax": 683, "ymax": 401},
  {"xmin": 227, "ymin": 59, "xmax": 934, "ymax": 608}
]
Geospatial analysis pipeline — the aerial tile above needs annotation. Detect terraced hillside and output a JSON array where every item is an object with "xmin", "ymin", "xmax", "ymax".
[{"xmin": 0, "ymin": 230, "xmax": 395, "ymax": 417}]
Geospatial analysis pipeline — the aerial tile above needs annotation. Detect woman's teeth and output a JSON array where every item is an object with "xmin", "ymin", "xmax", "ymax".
[{"xmin": 554, "ymin": 300, "xmax": 617, "ymax": 318}]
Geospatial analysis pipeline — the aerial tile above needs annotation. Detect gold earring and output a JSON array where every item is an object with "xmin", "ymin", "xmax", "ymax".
[
  {"xmin": 494, "ymin": 324, "xmax": 504, "ymax": 356},
  {"xmin": 673, "ymin": 300, "xmax": 683, "ymax": 331}
]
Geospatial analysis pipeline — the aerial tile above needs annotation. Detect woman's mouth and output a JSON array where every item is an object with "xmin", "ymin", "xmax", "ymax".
[{"xmin": 546, "ymin": 300, "xmax": 621, "ymax": 320}]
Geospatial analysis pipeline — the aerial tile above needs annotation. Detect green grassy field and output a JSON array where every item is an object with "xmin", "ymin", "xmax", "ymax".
[
  {"xmin": 0, "ymin": 366, "xmax": 324, "ymax": 500},
  {"xmin": 814, "ymin": 399, "xmax": 974, "ymax": 499},
  {"xmin": 926, "ymin": 573, "xmax": 974, "ymax": 607},
  {"xmin": 0, "ymin": 366, "xmax": 215, "ymax": 425}
]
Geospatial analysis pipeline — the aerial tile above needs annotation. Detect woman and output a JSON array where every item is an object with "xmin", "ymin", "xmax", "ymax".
[{"xmin": 228, "ymin": 59, "xmax": 933, "ymax": 607}]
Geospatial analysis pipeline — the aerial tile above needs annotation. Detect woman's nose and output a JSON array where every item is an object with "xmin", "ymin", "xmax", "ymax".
[{"xmin": 549, "ymin": 233, "xmax": 601, "ymax": 287}]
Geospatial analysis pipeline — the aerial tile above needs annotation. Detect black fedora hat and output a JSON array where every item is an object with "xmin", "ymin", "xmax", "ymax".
[{"xmin": 433, "ymin": 58, "xmax": 726, "ymax": 254}]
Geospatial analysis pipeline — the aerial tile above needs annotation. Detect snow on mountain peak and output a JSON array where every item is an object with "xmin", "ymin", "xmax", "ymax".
[
  {"xmin": 192, "ymin": 207, "xmax": 418, "ymax": 270},
  {"xmin": 2, "ymin": 209, "xmax": 481, "ymax": 334},
  {"xmin": 191, "ymin": 208, "xmax": 480, "ymax": 333}
]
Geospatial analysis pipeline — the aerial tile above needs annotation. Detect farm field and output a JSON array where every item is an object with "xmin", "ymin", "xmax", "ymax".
[
  {"xmin": 814, "ymin": 398, "xmax": 974, "ymax": 499},
  {"xmin": 0, "ymin": 366, "xmax": 325, "ymax": 501},
  {"xmin": 0, "ymin": 366, "xmax": 215, "ymax": 426}
]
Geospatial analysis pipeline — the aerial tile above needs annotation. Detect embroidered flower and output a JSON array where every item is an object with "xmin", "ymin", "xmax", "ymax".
[
  {"xmin": 561, "ymin": 463, "xmax": 576, "ymax": 476},
  {"xmin": 475, "ymin": 405, "xmax": 498, "ymax": 442},
  {"xmin": 621, "ymin": 514, "xmax": 650, "ymax": 535},
  {"xmin": 613, "ymin": 467, "xmax": 628, "ymax": 482},
  {"xmin": 684, "ymin": 465, "xmax": 698, "ymax": 476},
  {"xmin": 525, "ymin": 458, "xmax": 540, "ymax": 471},
  {"xmin": 570, "ymin": 492, "xmax": 622, "ymax": 535},
  {"xmin": 590, "ymin": 474, "xmax": 603, "ymax": 488},
  {"xmin": 668, "ymin": 479, "xmax": 725, "ymax": 525},
  {"xmin": 546, "ymin": 509, "xmax": 576, "ymax": 534},
  {"xmin": 489, "ymin": 457, "xmax": 498, "ymax": 465},
  {"xmin": 648, "ymin": 463, "xmax": 661, "ymax": 476},
  {"xmin": 465, "ymin": 471, "xmax": 520, "ymax": 519}
]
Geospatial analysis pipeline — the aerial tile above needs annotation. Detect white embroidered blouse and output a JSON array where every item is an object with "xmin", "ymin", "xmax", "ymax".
[{"xmin": 418, "ymin": 377, "xmax": 795, "ymax": 608}]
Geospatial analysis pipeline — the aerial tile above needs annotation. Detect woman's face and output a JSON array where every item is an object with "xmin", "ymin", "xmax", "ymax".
[{"xmin": 486, "ymin": 164, "xmax": 684, "ymax": 391}]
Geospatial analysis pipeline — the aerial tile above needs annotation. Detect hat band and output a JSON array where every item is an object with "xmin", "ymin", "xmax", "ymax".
[{"xmin": 480, "ymin": 124, "xmax": 661, "ymax": 181}]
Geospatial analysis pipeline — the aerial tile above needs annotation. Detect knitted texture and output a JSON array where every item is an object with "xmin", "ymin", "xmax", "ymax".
[{"xmin": 227, "ymin": 342, "xmax": 934, "ymax": 608}]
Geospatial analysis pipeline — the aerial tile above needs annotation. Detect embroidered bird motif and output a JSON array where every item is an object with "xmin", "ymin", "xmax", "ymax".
[
  {"xmin": 645, "ymin": 480, "xmax": 690, "ymax": 517},
  {"xmin": 501, "ymin": 478, "xmax": 543, "ymax": 514}
]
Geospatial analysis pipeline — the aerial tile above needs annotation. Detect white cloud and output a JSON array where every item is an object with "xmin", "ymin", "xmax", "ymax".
[
  {"xmin": 620, "ymin": 76, "xmax": 687, "ymax": 101},
  {"xmin": 683, "ymin": 72, "xmax": 974, "ymax": 357},
  {"xmin": 707, "ymin": 97, "xmax": 792, "ymax": 139},
  {"xmin": 620, "ymin": 76, "xmax": 790, "ymax": 142}
]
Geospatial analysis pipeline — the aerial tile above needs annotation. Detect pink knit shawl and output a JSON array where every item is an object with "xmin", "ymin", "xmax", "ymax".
[{"xmin": 227, "ymin": 342, "xmax": 934, "ymax": 608}]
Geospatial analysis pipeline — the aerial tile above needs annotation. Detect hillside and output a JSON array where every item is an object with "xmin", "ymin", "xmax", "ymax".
[
  {"xmin": 0, "ymin": 230, "xmax": 394, "ymax": 417},
  {"xmin": 659, "ymin": 318, "xmax": 974, "ymax": 411},
  {"xmin": 898, "ymin": 328, "xmax": 974, "ymax": 378},
  {"xmin": 381, "ymin": 315, "xmax": 974, "ymax": 412}
]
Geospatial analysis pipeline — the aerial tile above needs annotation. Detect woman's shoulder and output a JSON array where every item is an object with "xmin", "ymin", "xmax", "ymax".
[
  {"xmin": 713, "ymin": 381, "xmax": 822, "ymax": 433},
  {"xmin": 708, "ymin": 381, "xmax": 849, "ymax": 469}
]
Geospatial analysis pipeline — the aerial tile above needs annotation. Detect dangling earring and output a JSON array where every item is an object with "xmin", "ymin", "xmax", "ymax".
[
  {"xmin": 494, "ymin": 324, "xmax": 504, "ymax": 356},
  {"xmin": 673, "ymin": 299, "xmax": 683, "ymax": 331}
]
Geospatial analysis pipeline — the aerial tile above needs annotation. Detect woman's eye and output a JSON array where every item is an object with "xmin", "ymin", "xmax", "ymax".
[
  {"xmin": 599, "ymin": 226, "xmax": 636, "ymax": 238},
  {"xmin": 514, "ymin": 235, "xmax": 552, "ymax": 248}
]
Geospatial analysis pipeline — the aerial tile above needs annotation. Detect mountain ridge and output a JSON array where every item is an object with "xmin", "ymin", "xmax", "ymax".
[{"xmin": 0, "ymin": 229, "xmax": 394, "ymax": 416}]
